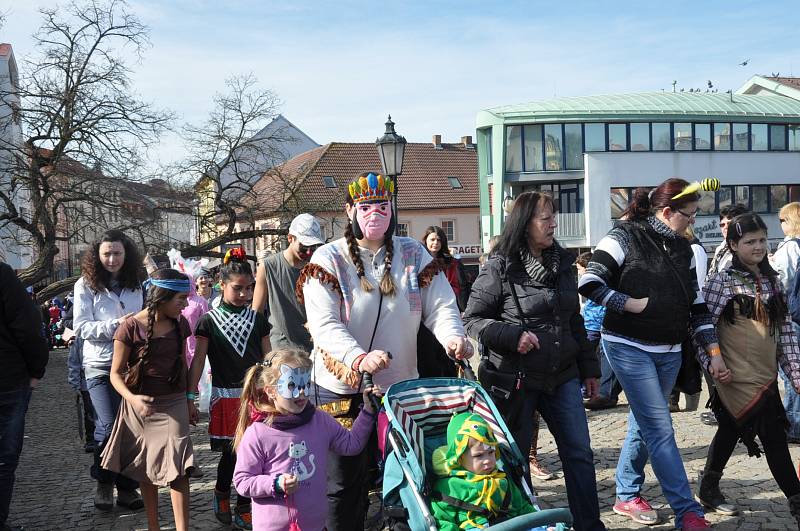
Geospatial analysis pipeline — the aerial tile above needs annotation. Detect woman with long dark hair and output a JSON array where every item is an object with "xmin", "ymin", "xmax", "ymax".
[
  {"xmin": 299, "ymin": 172, "xmax": 471, "ymax": 531},
  {"xmin": 579, "ymin": 178, "xmax": 722, "ymax": 531},
  {"xmin": 697, "ymin": 213, "xmax": 800, "ymax": 526},
  {"xmin": 422, "ymin": 225, "xmax": 470, "ymax": 311},
  {"xmin": 73, "ymin": 229, "xmax": 145, "ymax": 511},
  {"xmin": 463, "ymin": 191, "xmax": 604, "ymax": 531}
]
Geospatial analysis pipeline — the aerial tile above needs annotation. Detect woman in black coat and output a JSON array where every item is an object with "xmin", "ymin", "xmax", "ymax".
[{"xmin": 463, "ymin": 191, "xmax": 605, "ymax": 531}]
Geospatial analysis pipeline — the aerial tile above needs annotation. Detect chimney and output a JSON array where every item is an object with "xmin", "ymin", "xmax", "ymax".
[
  {"xmin": 461, "ymin": 135, "xmax": 474, "ymax": 149},
  {"xmin": 432, "ymin": 134, "xmax": 443, "ymax": 149}
]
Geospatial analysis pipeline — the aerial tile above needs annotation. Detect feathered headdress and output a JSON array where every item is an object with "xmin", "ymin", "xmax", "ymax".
[
  {"xmin": 348, "ymin": 172, "xmax": 394, "ymax": 204},
  {"xmin": 223, "ymin": 247, "xmax": 247, "ymax": 264},
  {"xmin": 672, "ymin": 178, "xmax": 720, "ymax": 200}
]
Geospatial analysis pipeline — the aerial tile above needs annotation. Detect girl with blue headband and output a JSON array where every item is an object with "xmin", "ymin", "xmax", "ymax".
[{"xmin": 100, "ymin": 267, "xmax": 196, "ymax": 531}]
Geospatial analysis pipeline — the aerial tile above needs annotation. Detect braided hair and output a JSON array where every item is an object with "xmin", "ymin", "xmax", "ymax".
[
  {"xmin": 345, "ymin": 189, "xmax": 396, "ymax": 296},
  {"xmin": 142, "ymin": 268, "xmax": 189, "ymax": 376}
]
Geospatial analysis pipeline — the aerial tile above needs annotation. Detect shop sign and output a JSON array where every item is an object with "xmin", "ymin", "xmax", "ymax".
[{"xmin": 449, "ymin": 243, "xmax": 483, "ymax": 257}]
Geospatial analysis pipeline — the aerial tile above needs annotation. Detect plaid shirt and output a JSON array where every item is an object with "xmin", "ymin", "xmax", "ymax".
[{"xmin": 701, "ymin": 267, "xmax": 800, "ymax": 391}]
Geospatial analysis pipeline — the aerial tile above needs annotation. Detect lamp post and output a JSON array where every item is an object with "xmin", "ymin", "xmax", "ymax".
[{"xmin": 375, "ymin": 115, "xmax": 406, "ymax": 235}]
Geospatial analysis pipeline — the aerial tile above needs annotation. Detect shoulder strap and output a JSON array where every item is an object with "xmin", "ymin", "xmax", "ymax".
[{"xmin": 430, "ymin": 488, "xmax": 511, "ymax": 517}]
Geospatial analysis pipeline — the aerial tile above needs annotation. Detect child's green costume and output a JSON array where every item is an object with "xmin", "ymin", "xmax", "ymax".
[{"xmin": 430, "ymin": 412, "xmax": 536, "ymax": 530}]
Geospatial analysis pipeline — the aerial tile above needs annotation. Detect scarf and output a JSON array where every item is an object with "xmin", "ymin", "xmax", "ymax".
[
  {"xmin": 519, "ymin": 244, "xmax": 561, "ymax": 287},
  {"xmin": 647, "ymin": 215, "xmax": 682, "ymax": 240},
  {"xmin": 249, "ymin": 402, "xmax": 316, "ymax": 430}
]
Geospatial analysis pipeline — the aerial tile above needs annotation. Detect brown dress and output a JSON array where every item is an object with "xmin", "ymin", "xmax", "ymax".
[{"xmin": 100, "ymin": 316, "xmax": 195, "ymax": 486}]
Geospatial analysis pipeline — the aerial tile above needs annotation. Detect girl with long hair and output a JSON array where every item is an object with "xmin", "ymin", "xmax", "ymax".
[
  {"xmin": 73, "ymin": 229, "xmax": 145, "ymax": 511},
  {"xmin": 422, "ymin": 225, "xmax": 470, "ymax": 311},
  {"xmin": 697, "ymin": 213, "xmax": 800, "ymax": 526},
  {"xmin": 232, "ymin": 349, "xmax": 376, "ymax": 531},
  {"xmin": 101, "ymin": 268, "xmax": 195, "ymax": 531}
]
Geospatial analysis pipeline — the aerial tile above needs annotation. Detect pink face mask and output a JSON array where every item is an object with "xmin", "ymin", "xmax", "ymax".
[{"xmin": 355, "ymin": 201, "xmax": 392, "ymax": 240}]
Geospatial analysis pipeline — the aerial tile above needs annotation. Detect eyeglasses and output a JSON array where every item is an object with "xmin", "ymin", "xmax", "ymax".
[
  {"xmin": 676, "ymin": 209, "xmax": 698, "ymax": 220},
  {"xmin": 780, "ymin": 218, "xmax": 787, "ymax": 223}
]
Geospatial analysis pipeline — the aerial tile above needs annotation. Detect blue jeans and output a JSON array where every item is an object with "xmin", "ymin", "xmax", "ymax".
[
  {"xmin": 780, "ymin": 365, "xmax": 800, "ymax": 439},
  {"xmin": 514, "ymin": 378, "xmax": 605, "ymax": 531},
  {"xmin": 602, "ymin": 339, "xmax": 703, "ymax": 526},
  {"xmin": 598, "ymin": 341, "xmax": 622, "ymax": 400},
  {"xmin": 0, "ymin": 385, "xmax": 32, "ymax": 526},
  {"xmin": 85, "ymin": 375, "xmax": 138, "ymax": 489}
]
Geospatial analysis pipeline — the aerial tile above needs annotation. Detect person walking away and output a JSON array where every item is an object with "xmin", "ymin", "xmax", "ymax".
[
  {"xmin": 73, "ymin": 229, "xmax": 145, "ymax": 511},
  {"xmin": 101, "ymin": 269, "xmax": 196, "ymax": 531},
  {"xmin": 697, "ymin": 213, "xmax": 800, "ymax": 527},
  {"xmin": 188, "ymin": 248, "xmax": 271, "ymax": 530},
  {"xmin": 771, "ymin": 201, "xmax": 800, "ymax": 444},
  {"xmin": 0, "ymin": 262, "xmax": 49, "ymax": 531},
  {"xmin": 579, "ymin": 178, "xmax": 722, "ymax": 530},
  {"xmin": 464, "ymin": 191, "xmax": 604, "ymax": 531},
  {"xmin": 252, "ymin": 213, "xmax": 324, "ymax": 352}
]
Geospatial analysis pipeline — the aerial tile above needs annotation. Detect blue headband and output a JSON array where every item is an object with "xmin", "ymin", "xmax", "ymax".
[{"xmin": 143, "ymin": 278, "xmax": 191, "ymax": 293}]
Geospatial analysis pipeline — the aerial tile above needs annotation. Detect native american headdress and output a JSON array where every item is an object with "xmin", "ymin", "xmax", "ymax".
[{"xmin": 348, "ymin": 172, "xmax": 394, "ymax": 204}]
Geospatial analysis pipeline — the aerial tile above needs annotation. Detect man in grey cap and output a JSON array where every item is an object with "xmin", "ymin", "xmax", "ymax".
[{"xmin": 253, "ymin": 213, "xmax": 325, "ymax": 351}]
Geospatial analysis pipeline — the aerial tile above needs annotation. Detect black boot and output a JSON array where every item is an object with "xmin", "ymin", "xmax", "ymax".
[
  {"xmin": 789, "ymin": 493, "xmax": 800, "ymax": 530},
  {"xmin": 695, "ymin": 470, "xmax": 738, "ymax": 515}
]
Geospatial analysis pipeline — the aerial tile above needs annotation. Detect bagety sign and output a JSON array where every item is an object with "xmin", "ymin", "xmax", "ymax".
[{"xmin": 449, "ymin": 243, "xmax": 483, "ymax": 257}]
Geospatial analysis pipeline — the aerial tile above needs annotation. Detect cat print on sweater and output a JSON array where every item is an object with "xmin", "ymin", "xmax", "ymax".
[{"xmin": 288, "ymin": 441, "xmax": 316, "ymax": 483}]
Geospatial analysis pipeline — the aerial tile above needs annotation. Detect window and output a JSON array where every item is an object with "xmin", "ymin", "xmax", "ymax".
[
  {"xmin": 584, "ymin": 123, "xmax": 606, "ymax": 151},
  {"xmin": 697, "ymin": 191, "xmax": 716, "ymax": 215},
  {"xmin": 673, "ymin": 123, "xmax": 692, "ymax": 150},
  {"xmin": 751, "ymin": 186, "xmax": 769, "ymax": 213},
  {"xmin": 608, "ymin": 124, "xmax": 627, "ymax": 151},
  {"xmin": 322, "ymin": 176, "xmax": 336, "ymax": 188},
  {"xmin": 736, "ymin": 185, "xmax": 750, "ymax": 207},
  {"xmin": 610, "ymin": 188, "xmax": 630, "ymax": 219},
  {"xmin": 790, "ymin": 126, "xmax": 800, "ymax": 151},
  {"xmin": 447, "ymin": 176, "xmax": 462, "ymax": 188},
  {"xmin": 694, "ymin": 123, "xmax": 711, "ymax": 150},
  {"xmin": 630, "ymin": 123, "xmax": 650, "ymax": 151},
  {"xmin": 652, "ymin": 123, "xmax": 671, "ymax": 150},
  {"xmin": 558, "ymin": 182, "xmax": 581, "ymax": 213},
  {"xmin": 771, "ymin": 185, "xmax": 788, "ymax": 212},
  {"xmin": 718, "ymin": 186, "xmax": 733, "ymax": 209},
  {"xmin": 732, "ymin": 123, "xmax": 749, "ymax": 150},
  {"xmin": 440, "ymin": 220, "xmax": 455, "ymax": 242},
  {"xmin": 791, "ymin": 186, "xmax": 800, "ymax": 203},
  {"xmin": 480, "ymin": 128, "xmax": 493, "ymax": 175},
  {"xmin": 770, "ymin": 125, "xmax": 786, "ymax": 150},
  {"xmin": 544, "ymin": 124, "xmax": 563, "ymax": 170},
  {"xmin": 505, "ymin": 126, "xmax": 522, "ymax": 172},
  {"xmin": 523, "ymin": 125, "xmax": 543, "ymax": 172},
  {"xmin": 751, "ymin": 124, "xmax": 768, "ymax": 151},
  {"xmin": 564, "ymin": 124, "xmax": 583, "ymax": 169},
  {"xmin": 713, "ymin": 123, "xmax": 731, "ymax": 150},
  {"xmin": 396, "ymin": 222, "xmax": 409, "ymax": 237}
]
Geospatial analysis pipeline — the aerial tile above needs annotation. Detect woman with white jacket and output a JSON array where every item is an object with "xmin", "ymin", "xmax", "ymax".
[{"xmin": 73, "ymin": 229, "xmax": 145, "ymax": 511}]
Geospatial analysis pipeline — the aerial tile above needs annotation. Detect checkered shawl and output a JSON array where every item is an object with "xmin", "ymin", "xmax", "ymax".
[{"xmin": 701, "ymin": 267, "xmax": 800, "ymax": 390}]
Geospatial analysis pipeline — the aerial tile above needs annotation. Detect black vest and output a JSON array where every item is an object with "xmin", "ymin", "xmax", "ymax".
[{"xmin": 603, "ymin": 221, "xmax": 694, "ymax": 345}]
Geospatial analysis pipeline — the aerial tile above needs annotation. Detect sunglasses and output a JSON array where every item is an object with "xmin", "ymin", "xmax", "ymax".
[{"xmin": 298, "ymin": 243, "xmax": 321, "ymax": 254}]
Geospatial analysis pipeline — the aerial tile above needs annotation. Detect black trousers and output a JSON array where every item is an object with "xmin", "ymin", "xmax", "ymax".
[{"xmin": 216, "ymin": 449, "xmax": 251, "ymax": 507}]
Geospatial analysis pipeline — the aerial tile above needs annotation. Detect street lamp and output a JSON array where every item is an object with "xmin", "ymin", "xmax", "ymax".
[{"xmin": 375, "ymin": 115, "xmax": 406, "ymax": 235}]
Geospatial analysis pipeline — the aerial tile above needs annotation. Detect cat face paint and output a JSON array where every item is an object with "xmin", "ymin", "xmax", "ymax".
[
  {"xmin": 355, "ymin": 201, "xmax": 392, "ymax": 241},
  {"xmin": 275, "ymin": 365, "xmax": 311, "ymax": 399}
]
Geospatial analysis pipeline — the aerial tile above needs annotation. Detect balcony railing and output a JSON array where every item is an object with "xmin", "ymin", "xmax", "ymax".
[{"xmin": 556, "ymin": 212, "xmax": 585, "ymax": 239}]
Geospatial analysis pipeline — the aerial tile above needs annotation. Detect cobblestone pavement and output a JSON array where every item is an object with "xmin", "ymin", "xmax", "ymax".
[{"xmin": 8, "ymin": 350, "xmax": 800, "ymax": 530}]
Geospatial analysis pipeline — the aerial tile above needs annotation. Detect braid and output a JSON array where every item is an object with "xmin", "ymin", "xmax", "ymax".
[
  {"xmin": 145, "ymin": 299, "xmax": 157, "ymax": 361},
  {"xmin": 379, "ymin": 235, "xmax": 396, "ymax": 296},
  {"xmin": 345, "ymin": 222, "xmax": 373, "ymax": 292}
]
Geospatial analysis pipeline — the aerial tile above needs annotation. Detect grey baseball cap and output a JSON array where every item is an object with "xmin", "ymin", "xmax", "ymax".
[{"xmin": 289, "ymin": 213, "xmax": 325, "ymax": 246}]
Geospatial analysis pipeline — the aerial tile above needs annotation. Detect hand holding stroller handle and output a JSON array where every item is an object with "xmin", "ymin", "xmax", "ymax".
[{"xmin": 361, "ymin": 372, "xmax": 381, "ymax": 414}]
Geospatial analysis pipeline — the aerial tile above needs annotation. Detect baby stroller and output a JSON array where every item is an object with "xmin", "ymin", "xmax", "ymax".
[{"xmin": 380, "ymin": 376, "xmax": 572, "ymax": 531}]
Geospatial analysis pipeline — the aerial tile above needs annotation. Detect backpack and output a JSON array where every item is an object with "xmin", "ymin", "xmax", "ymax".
[{"xmin": 786, "ymin": 239, "xmax": 800, "ymax": 325}]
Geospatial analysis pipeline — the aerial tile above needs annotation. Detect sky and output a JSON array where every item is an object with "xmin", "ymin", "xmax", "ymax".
[{"xmin": 2, "ymin": 0, "xmax": 800, "ymax": 170}]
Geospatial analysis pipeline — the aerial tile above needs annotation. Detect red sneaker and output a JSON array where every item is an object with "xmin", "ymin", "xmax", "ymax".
[
  {"xmin": 681, "ymin": 512, "xmax": 710, "ymax": 530},
  {"xmin": 613, "ymin": 496, "xmax": 659, "ymax": 525}
]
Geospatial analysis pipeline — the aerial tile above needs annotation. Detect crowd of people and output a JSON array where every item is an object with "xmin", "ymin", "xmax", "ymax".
[{"xmin": 1, "ymin": 173, "xmax": 800, "ymax": 531}]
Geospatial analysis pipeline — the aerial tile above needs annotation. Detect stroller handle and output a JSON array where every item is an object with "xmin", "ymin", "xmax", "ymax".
[{"xmin": 361, "ymin": 372, "xmax": 382, "ymax": 413}]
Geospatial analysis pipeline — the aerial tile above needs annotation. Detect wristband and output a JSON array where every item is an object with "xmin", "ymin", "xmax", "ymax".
[
  {"xmin": 186, "ymin": 392, "xmax": 197, "ymax": 400},
  {"xmin": 352, "ymin": 354, "xmax": 367, "ymax": 372},
  {"xmin": 708, "ymin": 346, "xmax": 721, "ymax": 357},
  {"xmin": 274, "ymin": 474, "xmax": 284, "ymax": 495}
]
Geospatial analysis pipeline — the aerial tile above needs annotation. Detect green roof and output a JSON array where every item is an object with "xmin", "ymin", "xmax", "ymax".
[{"xmin": 477, "ymin": 92, "xmax": 800, "ymax": 127}]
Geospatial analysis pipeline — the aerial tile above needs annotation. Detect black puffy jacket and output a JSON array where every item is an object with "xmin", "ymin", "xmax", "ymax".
[{"xmin": 463, "ymin": 245, "xmax": 599, "ymax": 392}]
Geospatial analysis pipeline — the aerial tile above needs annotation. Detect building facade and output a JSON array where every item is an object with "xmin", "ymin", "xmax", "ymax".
[{"xmin": 476, "ymin": 90, "xmax": 800, "ymax": 252}]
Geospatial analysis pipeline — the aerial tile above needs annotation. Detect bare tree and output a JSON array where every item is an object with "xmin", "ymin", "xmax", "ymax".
[{"xmin": 0, "ymin": 0, "xmax": 173, "ymax": 287}]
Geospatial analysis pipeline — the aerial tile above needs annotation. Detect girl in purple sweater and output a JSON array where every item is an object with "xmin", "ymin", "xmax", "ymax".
[{"xmin": 233, "ymin": 349, "xmax": 376, "ymax": 531}]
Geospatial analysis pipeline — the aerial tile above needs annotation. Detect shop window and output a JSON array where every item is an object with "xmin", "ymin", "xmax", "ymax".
[
  {"xmin": 564, "ymin": 124, "xmax": 583, "ymax": 169},
  {"xmin": 713, "ymin": 123, "xmax": 731, "ymax": 150},
  {"xmin": 630, "ymin": 123, "xmax": 650, "ymax": 151},
  {"xmin": 751, "ymin": 186, "xmax": 769, "ymax": 213},
  {"xmin": 790, "ymin": 126, "xmax": 800, "ymax": 151},
  {"xmin": 608, "ymin": 124, "xmax": 627, "ymax": 151},
  {"xmin": 718, "ymin": 186, "xmax": 733, "ymax": 209},
  {"xmin": 584, "ymin": 123, "xmax": 606, "ymax": 151},
  {"xmin": 732, "ymin": 123, "xmax": 749, "ymax": 150},
  {"xmin": 523, "ymin": 125, "xmax": 543, "ymax": 172},
  {"xmin": 544, "ymin": 124, "xmax": 563, "ymax": 170},
  {"xmin": 771, "ymin": 185, "xmax": 788, "ymax": 212},
  {"xmin": 673, "ymin": 123, "xmax": 692, "ymax": 151},
  {"xmin": 610, "ymin": 188, "xmax": 630, "ymax": 219},
  {"xmin": 441, "ymin": 220, "xmax": 455, "ymax": 242},
  {"xmin": 735, "ymin": 185, "xmax": 750, "ymax": 207},
  {"xmin": 505, "ymin": 126, "xmax": 522, "ymax": 172},
  {"xmin": 751, "ymin": 124, "xmax": 768, "ymax": 151},
  {"xmin": 790, "ymin": 185, "xmax": 800, "ymax": 203},
  {"xmin": 697, "ymin": 191, "xmax": 716, "ymax": 216},
  {"xmin": 770, "ymin": 125, "xmax": 787, "ymax": 150},
  {"xmin": 694, "ymin": 123, "xmax": 711, "ymax": 150},
  {"xmin": 652, "ymin": 123, "xmax": 671, "ymax": 151}
]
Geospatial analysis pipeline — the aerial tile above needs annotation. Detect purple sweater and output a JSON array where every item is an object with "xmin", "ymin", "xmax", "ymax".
[{"xmin": 233, "ymin": 407, "xmax": 374, "ymax": 531}]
